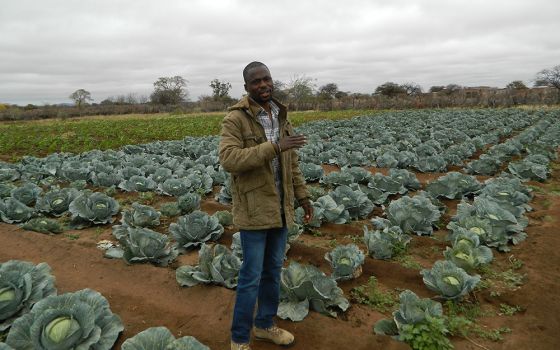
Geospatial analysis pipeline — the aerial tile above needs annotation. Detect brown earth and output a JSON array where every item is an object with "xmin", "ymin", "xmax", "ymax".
[{"xmin": 1, "ymin": 164, "xmax": 560, "ymax": 350}]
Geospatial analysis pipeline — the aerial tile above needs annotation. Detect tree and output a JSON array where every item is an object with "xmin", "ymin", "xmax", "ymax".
[
  {"xmin": 209, "ymin": 79, "xmax": 232, "ymax": 100},
  {"xmin": 374, "ymin": 82, "xmax": 406, "ymax": 97},
  {"xmin": 401, "ymin": 82, "xmax": 423, "ymax": 96},
  {"xmin": 535, "ymin": 65, "xmax": 560, "ymax": 89},
  {"xmin": 69, "ymin": 89, "xmax": 92, "ymax": 110},
  {"xmin": 150, "ymin": 76, "xmax": 188, "ymax": 105},
  {"xmin": 444, "ymin": 84, "xmax": 462, "ymax": 94},
  {"xmin": 286, "ymin": 74, "xmax": 316, "ymax": 109},
  {"xmin": 506, "ymin": 80, "xmax": 528, "ymax": 90},
  {"xmin": 429, "ymin": 86, "xmax": 445, "ymax": 93},
  {"xmin": 317, "ymin": 83, "xmax": 339, "ymax": 100},
  {"xmin": 272, "ymin": 80, "xmax": 289, "ymax": 101}
]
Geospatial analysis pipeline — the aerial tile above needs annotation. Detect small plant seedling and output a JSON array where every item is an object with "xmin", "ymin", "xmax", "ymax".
[
  {"xmin": 64, "ymin": 233, "xmax": 80, "ymax": 240},
  {"xmin": 498, "ymin": 303, "xmax": 523, "ymax": 316},
  {"xmin": 350, "ymin": 276, "xmax": 397, "ymax": 313}
]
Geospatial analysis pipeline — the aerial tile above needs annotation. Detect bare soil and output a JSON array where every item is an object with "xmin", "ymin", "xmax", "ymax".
[{"xmin": 1, "ymin": 165, "xmax": 560, "ymax": 350}]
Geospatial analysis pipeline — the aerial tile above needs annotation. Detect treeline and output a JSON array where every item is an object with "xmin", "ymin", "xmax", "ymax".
[
  {"xmin": 1, "ymin": 87, "xmax": 558, "ymax": 122},
  {"xmin": 1, "ymin": 64, "xmax": 559, "ymax": 121}
]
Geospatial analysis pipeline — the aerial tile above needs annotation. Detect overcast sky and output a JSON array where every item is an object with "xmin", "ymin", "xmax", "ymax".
[{"xmin": 1, "ymin": 0, "xmax": 559, "ymax": 105}]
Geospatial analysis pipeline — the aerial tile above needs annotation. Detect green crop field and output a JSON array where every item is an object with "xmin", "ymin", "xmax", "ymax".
[{"xmin": 0, "ymin": 109, "xmax": 373, "ymax": 162}]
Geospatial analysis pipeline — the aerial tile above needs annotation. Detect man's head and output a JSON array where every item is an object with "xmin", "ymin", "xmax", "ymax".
[{"xmin": 243, "ymin": 61, "xmax": 273, "ymax": 104}]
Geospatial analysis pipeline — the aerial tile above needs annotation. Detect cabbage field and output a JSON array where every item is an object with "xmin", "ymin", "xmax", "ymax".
[{"xmin": 1, "ymin": 108, "xmax": 560, "ymax": 349}]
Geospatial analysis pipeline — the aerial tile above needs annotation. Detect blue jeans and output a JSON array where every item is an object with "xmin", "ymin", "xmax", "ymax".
[{"xmin": 231, "ymin": 225, "xmax": 288, "ymax": 344}]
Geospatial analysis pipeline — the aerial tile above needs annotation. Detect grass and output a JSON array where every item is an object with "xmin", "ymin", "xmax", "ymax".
[
  {"xmin": 0, "ymin": 109, "xmax": 375, "ymax": 162},
  {"xmin": 350, "ymin": 276, "xmax": 398, "ymax": 313}
]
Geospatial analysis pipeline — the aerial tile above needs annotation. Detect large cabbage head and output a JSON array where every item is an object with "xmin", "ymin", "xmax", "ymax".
[
  {"xmin": 118, "ymin": 175, "xmax": 157, "ymax": 192},
  {"xmin": 364, "ymin": 220, "xmax": 411, "ymax": 260},
  {"xmin": 314, "ymin": 195, "xmax": 349, "ymax": 224},
  {"xmin": 386, "ymin": 195, "xmax": 441, "ymax": 236},
  {"xmin": 425, "ymin": 172, "xmax": 482, "ymax": 199},
  {"xmin": 68, "ymin": 191, "xmax": 120, "ymax": 228},
  {"xmin": 277, "ymin": 261, "xmax": 349, "ymax": 321},
  {"xmin": 324, "ymin": 244, "xmax": 365, "ymax": 281},
  {"xmin": 420, "ymin": 260, "xmax": 480, "ymax": 300},
  {"xmin": 10, "ymin": 182, "xmax": 42, "ymax": 206},
  {"xmin": 300, "ymin": 163, "xmax": 324, "ymax": 182},
  {"xmin": 176, "ymin": 243, "xmax": 241, "ymax": 289},
  {"xmin": 329, "ymin": 185, "xmax": 374, "ymax": 220},
  {"xmin": 374, "ymin": 289, "xmax": 443, "ymax": 336},
  {"xmin": 110, "ymin": 225, "xmax": 177, "ymax": 266},
  {"xmin": 158, "ymin": 178, "xmax": 191, "ymax": 197},
  {"xmin": 170, "ymin": 210, "xmax": 224, "ymax": 250},
  {"xmin": 121, "ymin": 202, "xmax": 161, "ymax": 228},
  {"xmin": 36, "ymin": 187, "xmax": 81, "ymax": 217},
  {"xmin": 0, "ymin": 260, "xmax": 57, "ymax": 331},
  {"xmin": 121, "ymin": 326, "xmax": 209, "ymax": 350},
  {"xmin": 0, "ymin": 198, "xmax": 34, "ymax": 224},
  {"xmin": 177, "ymin": 192, "xmax": 201, "ymax": 214},
  {"xmin": 5, "ymin": 288, "xmax": 123, "ymax": 349}
]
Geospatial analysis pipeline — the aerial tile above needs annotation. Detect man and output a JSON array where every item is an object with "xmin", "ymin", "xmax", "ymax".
[{"xmin": 219, "ymin": 61, "xmax": 313, "ymax": 350}]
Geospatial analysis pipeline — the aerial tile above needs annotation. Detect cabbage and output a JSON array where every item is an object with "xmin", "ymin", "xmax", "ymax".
[
  {"xmin": 36, "ymin": 187, "xmax": 81, "ymax": 217},
  {"xmin": 176, "ymin": 243, "xmax": 241, "ymax": 289},
  {"xmin": 420, "ymin": 260, "xmax": 480, "ymax": 300},
  {"xmin": 277, "ymin": 261, "xmax": 349, "ymax": 321},
  {"xmin": 170, "ymin": 210, "xmax": 224, "ymax": 250},
  {"xmin": 68, "ymin": 191, "xmax": 120, "ymax": 228},
  {"xmin": 109, "ymin": 225, "xmax": 177, "ymax": 266},
  {"xmin": 121, "ymin": 326, "xmax": 209, "ymax": 350},
  {"xmin": 10, "ymin": 182, "xmax": 42, "ymax": 206},
  {"xmin": 5, "ymin": 289, "xmax": 123, "ymax": 350},
  {"xmin": 324, "ymin": 244, "xmax": 365, "ymax": 281},
  {"xmin": 0, "ymin": 198, "xmax": 34, "ymax": 224},
  {"xmin": 121, "ymin": 202, "xmax": 161, "ymax": 228},
  {"xmin": 0, "ymin": 260, "xmax": 56, "ymax": 331}
]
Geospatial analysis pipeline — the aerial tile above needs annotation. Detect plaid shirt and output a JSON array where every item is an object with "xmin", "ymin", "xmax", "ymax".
[{"xmin": 254, "ymin": 100, "xmax": 284, "ymax": 209}]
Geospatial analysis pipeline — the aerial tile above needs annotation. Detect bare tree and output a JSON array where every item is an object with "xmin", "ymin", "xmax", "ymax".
[
  {"xmin": 401, "ymin": 82, "xmax": 423, "ymax": 96},
  {"xmin": 286, "ymin": 74, "xmax": 316, "ymax": 109},
  {"xmin": 535, "ymin": 65, "xmax": 560, "ymax": 102}
]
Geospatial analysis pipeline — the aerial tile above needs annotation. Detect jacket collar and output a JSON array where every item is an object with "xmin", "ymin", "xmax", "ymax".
[{"xmin": 229, "ymin": 95, "xmax": 287, "ymax": 122}]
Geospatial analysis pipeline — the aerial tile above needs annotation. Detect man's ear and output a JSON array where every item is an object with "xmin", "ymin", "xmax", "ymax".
[{"xmin": 244, "ymin": 83, "xmax": 248, "ymax": 92}]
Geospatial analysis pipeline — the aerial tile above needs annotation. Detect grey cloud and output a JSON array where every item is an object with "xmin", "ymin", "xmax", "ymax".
[{"xmin": 0, "ymin": 0, "xmax": 559, "ymax": 104}]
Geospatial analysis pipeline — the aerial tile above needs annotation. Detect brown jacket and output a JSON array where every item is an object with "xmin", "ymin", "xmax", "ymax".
[{"xmin": 218, "ymin": 96, "xmax": 309, "ymax": 230}]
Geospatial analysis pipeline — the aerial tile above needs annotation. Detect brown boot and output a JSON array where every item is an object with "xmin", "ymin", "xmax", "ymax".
[
  {"xmin": 231, "ymin": 341, "xmax": 252, "ymax": 350},
  {"xmin": 254, "ymin": 325, "xmax": 295, "ymax": 346}
]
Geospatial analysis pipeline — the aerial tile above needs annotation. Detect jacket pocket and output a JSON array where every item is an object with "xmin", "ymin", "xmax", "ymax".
[{"xmin": 242, "ymin": 133, "xmax": 263, "ymax": 147}]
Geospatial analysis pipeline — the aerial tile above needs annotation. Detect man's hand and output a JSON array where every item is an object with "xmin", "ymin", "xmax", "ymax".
[
  {"xmin": 301, "ymin": 200, "xmax": 314, "ymax": 223},
  {"xmin": 278, "ymin": 135, "xmax": 307, "ymax": 152}
]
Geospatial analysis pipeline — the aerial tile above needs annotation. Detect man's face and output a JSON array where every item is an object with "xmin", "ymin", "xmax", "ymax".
[{"xmin": 244, "ymin": 66, "xmax": 274, "ymax": 103}]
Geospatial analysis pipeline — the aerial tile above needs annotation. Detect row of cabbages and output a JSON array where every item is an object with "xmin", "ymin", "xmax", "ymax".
[
  {"xmin": 465, "ymin": 114, "xmax": 560, "ymax": 179},
  {"xmin": 0, "ymin": 259, "xmax": 210, "ymax": 350},
  {"xmin": 296, "ymin": 109, "xmax": 542, "ymax": 171}
]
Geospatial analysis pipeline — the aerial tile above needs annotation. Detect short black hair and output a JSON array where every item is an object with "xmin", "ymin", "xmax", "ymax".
[{"xmin": 243, "ymin": 61, "xmax": 268, "ymax": 83}]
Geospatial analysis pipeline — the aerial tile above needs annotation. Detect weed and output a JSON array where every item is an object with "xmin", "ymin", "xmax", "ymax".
[
  {"xmin": 93, "ymin": 227, "xmax": 104, "ymax": 240},
  {"xmin": 138, "ymin": 191, "xmax": 156, "ymax": 205},
  {"xmin": 498, "ymin": 303, "xmax": 523, "ymax": 316},
  {"xmin": 350, "ymin": 276, "xmax": 397, "ymax": 313},
  {"xmin": 399, "ymin": 317, "xmax": 453, "ymax": 350},
  {"xmin": 64, "ymin": 233, "xmax": 80, "ymax": 240},
  {"xmin": 472, "ymin": 326, "xmax": 511, "ymax": 341},
  {"xmin": 394, "ymin": 255, "xmax": 423, "ymax": 270},
  {"xmin": 344, "ymin": 234, "xmax": 363, "ymax": 245},
  {"xmin": 508, "ymin": 255, "xmax": 524, "ymax": 270},
  {"xmin": 328, "ymin": 239, "xmax": 338, "ymax": 248}
]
